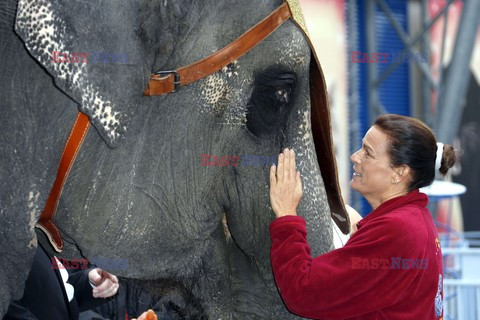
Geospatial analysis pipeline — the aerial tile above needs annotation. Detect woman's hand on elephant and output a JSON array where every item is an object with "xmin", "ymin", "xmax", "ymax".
[
  {"xmin": 269, "ymin": 148, "xmax": 303, "ymax": 218},
  {"xmin": 88, "ymin": 268, "xmax": 119, "ymax": 298}
]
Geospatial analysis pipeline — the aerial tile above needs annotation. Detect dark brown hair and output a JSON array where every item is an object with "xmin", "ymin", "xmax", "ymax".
[{"xmin": 374, "ymin": 114, "xmax": 456, "ymax": 191}]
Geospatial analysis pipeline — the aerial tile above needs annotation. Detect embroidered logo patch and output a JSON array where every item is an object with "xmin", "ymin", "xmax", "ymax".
[
  {"xmin": 435, "ymin": 274, "xmax": 443, "ymax": 317},
  {"xmin": 435, "ymin": 237, "xmax": 441, "ymax": 255}
]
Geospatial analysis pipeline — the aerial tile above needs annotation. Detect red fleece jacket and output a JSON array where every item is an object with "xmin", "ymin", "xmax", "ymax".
[{"xmin": 270, "ymin": 190, "xmax": 443, "ymax": 319}]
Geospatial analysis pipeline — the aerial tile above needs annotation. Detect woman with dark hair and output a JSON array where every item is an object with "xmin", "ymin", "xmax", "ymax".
[{"xmin": 269, "ymin": 114, "xmax": 455, "ymax": 319}]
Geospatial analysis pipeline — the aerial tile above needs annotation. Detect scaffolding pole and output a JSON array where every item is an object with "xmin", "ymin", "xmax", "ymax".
[
  {"xmin": 436, "ymin": 0, "xmax": 480, "ymax": 144},
  {"xmin": 347, "ymin": 0, "xmax": 364, "ymax": 212}
]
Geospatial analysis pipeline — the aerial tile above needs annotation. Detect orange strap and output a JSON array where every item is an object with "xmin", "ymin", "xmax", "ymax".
[
  {"xmin": 36, "ymin": 112, "xmax": 90, "ymax": 252},
  {"xmin": 144, "ymin": 2, "xmax": 292, "ymax": 96}
]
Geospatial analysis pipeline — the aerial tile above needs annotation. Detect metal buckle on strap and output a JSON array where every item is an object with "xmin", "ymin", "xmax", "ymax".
[
  {"xmin": 154, "ymin": 70, "xmax": 180, "ymax": 93},
  {"xmin": 144, "ymin": 2, "xmax": 291, "ymax": 96}
]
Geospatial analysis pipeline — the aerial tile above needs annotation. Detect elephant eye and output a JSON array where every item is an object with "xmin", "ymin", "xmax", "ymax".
[
  {"xmin": 246, "ymin": 68, "xmax": 297, "ymax": 139},
  {"xmin": 276, "ymin": 88, "xmax": 289, "ymax": 103}
]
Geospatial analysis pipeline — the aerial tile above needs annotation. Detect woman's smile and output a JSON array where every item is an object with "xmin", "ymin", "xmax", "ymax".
[{"xmin": 352, "ymin": 167, "xmax": 362, "ymax": 177}]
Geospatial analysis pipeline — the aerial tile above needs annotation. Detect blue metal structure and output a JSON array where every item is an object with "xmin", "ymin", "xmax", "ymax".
[{"xmin": 347, "ymin": 0, "xmax": 411, "ymax": 215}]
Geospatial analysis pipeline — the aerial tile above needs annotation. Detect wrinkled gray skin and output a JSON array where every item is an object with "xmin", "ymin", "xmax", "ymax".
[{"xmin": 0, "ymin": 0, "xmax": 335, "ymax": 318}]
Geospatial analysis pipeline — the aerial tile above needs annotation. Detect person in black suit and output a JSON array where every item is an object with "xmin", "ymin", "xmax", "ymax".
[{"xmin": 3, "ymin": 243, "xmax": 119, "ymax": 320}]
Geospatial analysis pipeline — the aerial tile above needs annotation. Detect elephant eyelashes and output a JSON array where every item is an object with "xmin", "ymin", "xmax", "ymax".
[{"xmin": 246, "ymin": 69, "xmax": 297, "ymax": 139}]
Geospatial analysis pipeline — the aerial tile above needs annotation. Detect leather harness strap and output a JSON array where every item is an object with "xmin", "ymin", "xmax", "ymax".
[
  {"xmin": 36, "ymin": 112, "xmax": 90, "ymax": 252},
  {"xmin": 144, "ymin": 2, "xmax": 292, "ymax": 96},
  {"xmin": 37, "ymin": 0, "xmax": 349, "ymax": 252},
  {"xmin": 37, "ymin": 3, "xmax": 292, "ymax": 253}
]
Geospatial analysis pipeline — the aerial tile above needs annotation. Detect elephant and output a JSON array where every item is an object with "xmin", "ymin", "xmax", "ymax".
[{"xmin": 0, "ymin": 0, "xmax": 349, "ymax": 318}]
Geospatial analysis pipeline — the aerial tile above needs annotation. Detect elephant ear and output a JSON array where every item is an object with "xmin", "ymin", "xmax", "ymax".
[
  {"xmin": 288, "ymin": 5, "xmax": 351, "ymax": 234},
  {"xmin": 14, "ymin": 0, "xmax": 129, "ymax": 148},
  {"xmin": 309, "ymin": 53, "xmax": 350, "ymax": 235}
]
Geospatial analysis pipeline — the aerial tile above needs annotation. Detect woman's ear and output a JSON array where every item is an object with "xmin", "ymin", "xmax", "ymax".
[{"xmin": 392, "ymin": 165, "xmax": 411, "ymax": 184}]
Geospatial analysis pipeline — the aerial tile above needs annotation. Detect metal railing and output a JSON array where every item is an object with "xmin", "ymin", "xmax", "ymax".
[{"xmin": 441, "ymin": 234, "xmax": 480, "ymax": 320}]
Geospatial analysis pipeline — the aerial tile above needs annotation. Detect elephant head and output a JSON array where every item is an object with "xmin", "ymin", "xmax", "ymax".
[{"xmin": 1, "ymin": 0, "xmax": 348, "ymax": 318}]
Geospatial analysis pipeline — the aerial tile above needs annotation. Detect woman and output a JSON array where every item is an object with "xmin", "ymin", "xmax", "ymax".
[{"xmin": 269, "ymin": 114, "xmax": 455, "ymax": 319}]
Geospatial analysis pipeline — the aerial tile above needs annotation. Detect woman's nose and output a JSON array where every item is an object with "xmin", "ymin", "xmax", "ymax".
[{"xmin": 350, "ymin": 149, "xmax": 361, "ymax": 163}]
